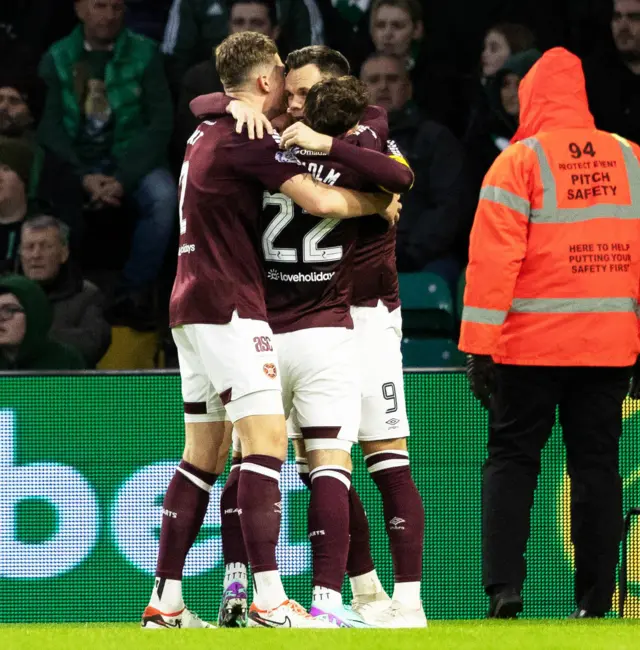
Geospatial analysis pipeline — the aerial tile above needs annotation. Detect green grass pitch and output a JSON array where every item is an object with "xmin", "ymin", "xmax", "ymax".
[{"xmin": 4, "ymin": 622, "xmax": 640, "ymax": 650}]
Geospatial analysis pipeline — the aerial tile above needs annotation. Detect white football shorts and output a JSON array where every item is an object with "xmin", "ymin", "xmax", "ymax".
[
  {"xmin": 351, "ymin": 301, "xmax": 410, "ymax": 441},
  {"xmin": 277, "ymin": 327, "xmax": 360, "ymax": 452},
  {"xmin": 172, "ymin": 311, "xmax": 283, "ymax": 424}
]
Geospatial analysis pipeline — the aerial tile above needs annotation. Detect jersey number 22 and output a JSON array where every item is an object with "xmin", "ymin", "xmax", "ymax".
[{"xmin": 262, "ymin": 192, "xmax": 343, "ymax": 263}]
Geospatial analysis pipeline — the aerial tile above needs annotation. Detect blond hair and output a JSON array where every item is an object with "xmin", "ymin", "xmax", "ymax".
[{"xmin": 216, "ymin": 31, "xmax": 279, "ymax": 89}]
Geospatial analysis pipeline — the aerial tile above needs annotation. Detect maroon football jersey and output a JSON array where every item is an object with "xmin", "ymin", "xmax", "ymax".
[
  {"xmin": 169, "ymin": 116, "xmax": 303, "ymax": 327},
  {"xmin": 347, "ymin": 116, "xmax": 402, "ymax": 312},
  {"xmin": 263, "ymin": 140, "xmax": 367, "ymax": 334},
  {"xmin": 263, "ymin": 115, "xmax": 412, "ymax": 333}
]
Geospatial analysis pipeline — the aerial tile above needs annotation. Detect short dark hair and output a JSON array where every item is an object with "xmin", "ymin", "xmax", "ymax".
[
  {"xmin": 489, "ymin": 23, "xmax": 536, "ymax": 54},
  {"xmin": 361, "ymin": 52, "xmax": 409, "ymax": 77},
  {"xmin": 228, "ymin": 0, "xmax": 278, "ymax": 27},
  {"xmin": 371, "ymin": 0, "xmax": 423, "ymax": 23},
  {"xmin": 215, "ymin": 31, "xmax": 279, "ymax": 88},
  {"xmin": 285, "ymin": 46, "xmax": 350, "ymax": 78},
  {"xmin": 304, "ymin": 76, "xmax": 369, "ymax": 137}
]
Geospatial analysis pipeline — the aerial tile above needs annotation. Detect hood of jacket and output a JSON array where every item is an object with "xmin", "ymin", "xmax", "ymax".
[
  {"xmin": 512, "ymin": 47, "xmax": 596, "ymax": 143},
  {"xmin": 0, "ymin": 274, "xmax": 52, "ymax": 364}
]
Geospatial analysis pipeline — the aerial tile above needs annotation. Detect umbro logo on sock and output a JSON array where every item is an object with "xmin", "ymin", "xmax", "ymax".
[{"xmin": 389, "ymin": 517, "xmax": 406, "ymax": 530}]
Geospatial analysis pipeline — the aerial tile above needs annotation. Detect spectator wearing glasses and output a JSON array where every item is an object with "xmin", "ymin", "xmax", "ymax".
[{"xmin": 0, "ymin": 274, "xmax": 85, "ymax": 370}]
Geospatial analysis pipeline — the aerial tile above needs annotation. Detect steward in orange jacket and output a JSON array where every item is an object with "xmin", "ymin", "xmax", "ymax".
[{"xmin": 459, "ymin": 47, "xmax": 640, "ymax": 619}]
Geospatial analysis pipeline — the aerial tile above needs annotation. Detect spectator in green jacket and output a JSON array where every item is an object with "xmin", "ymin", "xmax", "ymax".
[
  {"xmin": 0, "ymin": 274, "xmax": 85, "ymax": 370},
  {"xmin": 162, "ymin": 0, "xmax": 324, "ymax": 91},
  {"xmin": 37, "ymin": 0, "xmax": 176, "ymax": 305}
]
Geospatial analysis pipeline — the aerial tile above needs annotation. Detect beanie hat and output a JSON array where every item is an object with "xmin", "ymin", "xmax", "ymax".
[
  {"xmin": 0, "ymin": 136, "xmax": 34, "ymax": 188},
  {"xmin": 0, "ymin": 66, "xmax": 45, "ymax": 122}
]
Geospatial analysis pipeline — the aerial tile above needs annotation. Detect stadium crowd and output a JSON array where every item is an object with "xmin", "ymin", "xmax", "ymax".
[{"xmin": 0, "ymin": 0, "xmax": 638, "ymax": 369}]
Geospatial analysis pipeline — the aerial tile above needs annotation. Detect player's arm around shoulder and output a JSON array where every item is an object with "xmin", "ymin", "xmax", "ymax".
[
  {"xmin": 280, "ymin": 122, "xmax": 413, "ymax": 195},
  {"xmin": 279, "ymin": 174, "xmax": 400, "ymax": 226}
]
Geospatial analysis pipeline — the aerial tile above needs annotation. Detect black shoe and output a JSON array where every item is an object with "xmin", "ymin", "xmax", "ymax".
[
  {"xmin": 568, "ymin": 609, "xmax": 605, "ymax": 619},
  {"xmin": 488, "ymin": 588, "xmax": 523, "ymax": 619}
]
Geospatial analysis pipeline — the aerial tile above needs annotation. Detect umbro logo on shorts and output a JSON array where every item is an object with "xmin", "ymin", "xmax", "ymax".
[
  {"xmin": 386, "ymin": 418, "xmax": 400, "ymax": 427},
  {"xmin": 263, "ymin": 363, "xmax": 277, "ymax": 379}
]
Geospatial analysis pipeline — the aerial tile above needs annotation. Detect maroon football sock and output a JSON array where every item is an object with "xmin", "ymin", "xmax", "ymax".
[
  {"xmin": 308, "ymin": 466, "xmax": 351, "ymax": 592},
  {"xmin": 220, "ymin": 458, "xmax": 247, "ymax": 565},
  {"xmin": 366, "ymin": 451, "xmax": 424, "ymax": 583},
  {"xmin": 296, "ymin": 456, "xmax": 311, "ymax": 489},
  {"xmin": 346, "ymin": 485, "xmax": 376, "ymax": 577},
  {"xmin": 156, "ymin": 459, "xmax": 218, "ymax": 580},
  {"xmin": 300, "ymin": 461, "xmax": 372, "ymax": 578},
  {"xmin": 238, "ymin": 455, "xmax": 283, "ymax": 573}
]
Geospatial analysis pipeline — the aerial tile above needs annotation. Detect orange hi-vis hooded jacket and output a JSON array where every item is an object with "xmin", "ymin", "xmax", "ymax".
[{"xmin": 459, "ymin": 48, "xmax": 640, "ymax": 367}]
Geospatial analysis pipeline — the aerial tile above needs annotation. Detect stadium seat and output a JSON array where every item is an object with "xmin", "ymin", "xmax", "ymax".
[
  {"xmin": 399, "ymin": 271, "xmax": 455, "ymax": 336},
  {"xmin": 401, "ymin": 337, "xmax": 466, "ymax": 368},
  {"xmin": 97, "ymin": 327, "xmax": 163, "ymax": 370}
]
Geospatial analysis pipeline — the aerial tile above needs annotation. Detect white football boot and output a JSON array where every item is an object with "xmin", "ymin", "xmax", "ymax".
[
  {"xmin": 141, "ymin": 605, "xmax": 215, "ymax": 629},
  {"xmin": 376, "ymin": 601, "xmax": 428, "ymax": 628},
  {"xmin": 248, "ymin": 599, "xmax": 334, "ymax": 628},
  {"xmin": 350, "ymin": 590, "xmax": 392, "ymax": 624}
]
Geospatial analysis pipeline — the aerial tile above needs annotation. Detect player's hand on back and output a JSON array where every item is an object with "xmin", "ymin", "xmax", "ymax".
[
  {"xmin": 227, "ymin": 100, "xmax": 273, "ymax": 140},
  {"xmin": 376, "ymin": 193, "xmax": 402, "ymax": 227},
  {"xmin": 280, "ymin": 122, "xmax": 333, "ymax": 154}
]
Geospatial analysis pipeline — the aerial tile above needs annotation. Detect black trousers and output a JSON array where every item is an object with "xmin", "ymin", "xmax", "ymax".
[{"xmin": 483, "ymin": 364, "xmax": 631, "ymax": 614}]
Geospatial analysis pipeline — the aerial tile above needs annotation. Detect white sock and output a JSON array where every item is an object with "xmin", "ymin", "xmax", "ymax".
[
  {"xmin": 224, "ymin": 562, "xmax": 248, "ymax": 590},
  {"xmin": 312, "ymin": 586, "xmax": 343, "ymax": 610},
  {"xmin": 350, "ymin": 569, "xmax": 385, "ymax": 598},
  {"xmin": 392, "ymin": 581, "xmax": 422, "ymax": 609},
  {"xmin": 253, "ymin": 570, "xmax": 288, "ymax": 610},
  {"xmin": 149, "ymin": 577, "xmax": 184, "ymax": 612}
]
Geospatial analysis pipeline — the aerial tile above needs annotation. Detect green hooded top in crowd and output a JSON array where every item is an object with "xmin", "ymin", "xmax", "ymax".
[{"xmin": 0, "ymin": 274, "xmax": 85, "ymax": 371}]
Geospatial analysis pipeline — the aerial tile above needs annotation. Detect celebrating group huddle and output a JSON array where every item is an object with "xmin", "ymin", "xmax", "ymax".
[{"xmin": 141, "ymin": 34, "xmax": 426, "ymax": 629}]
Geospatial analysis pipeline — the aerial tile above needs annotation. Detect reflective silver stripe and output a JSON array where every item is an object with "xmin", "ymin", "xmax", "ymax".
[
  {"xmin": 462, "ymin": 306, "xmax": 508, "ymax": 325},
  {"xmin": 521, "ymin": 136, "xmax": 640, "ymax": 223},
  {"xmin": 479, "ymin": 186, "xmax": 531, "ymax": 216},
  {"xmin": 510, "ymin": 297, "xmax": 637, "ymax": 314}
]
